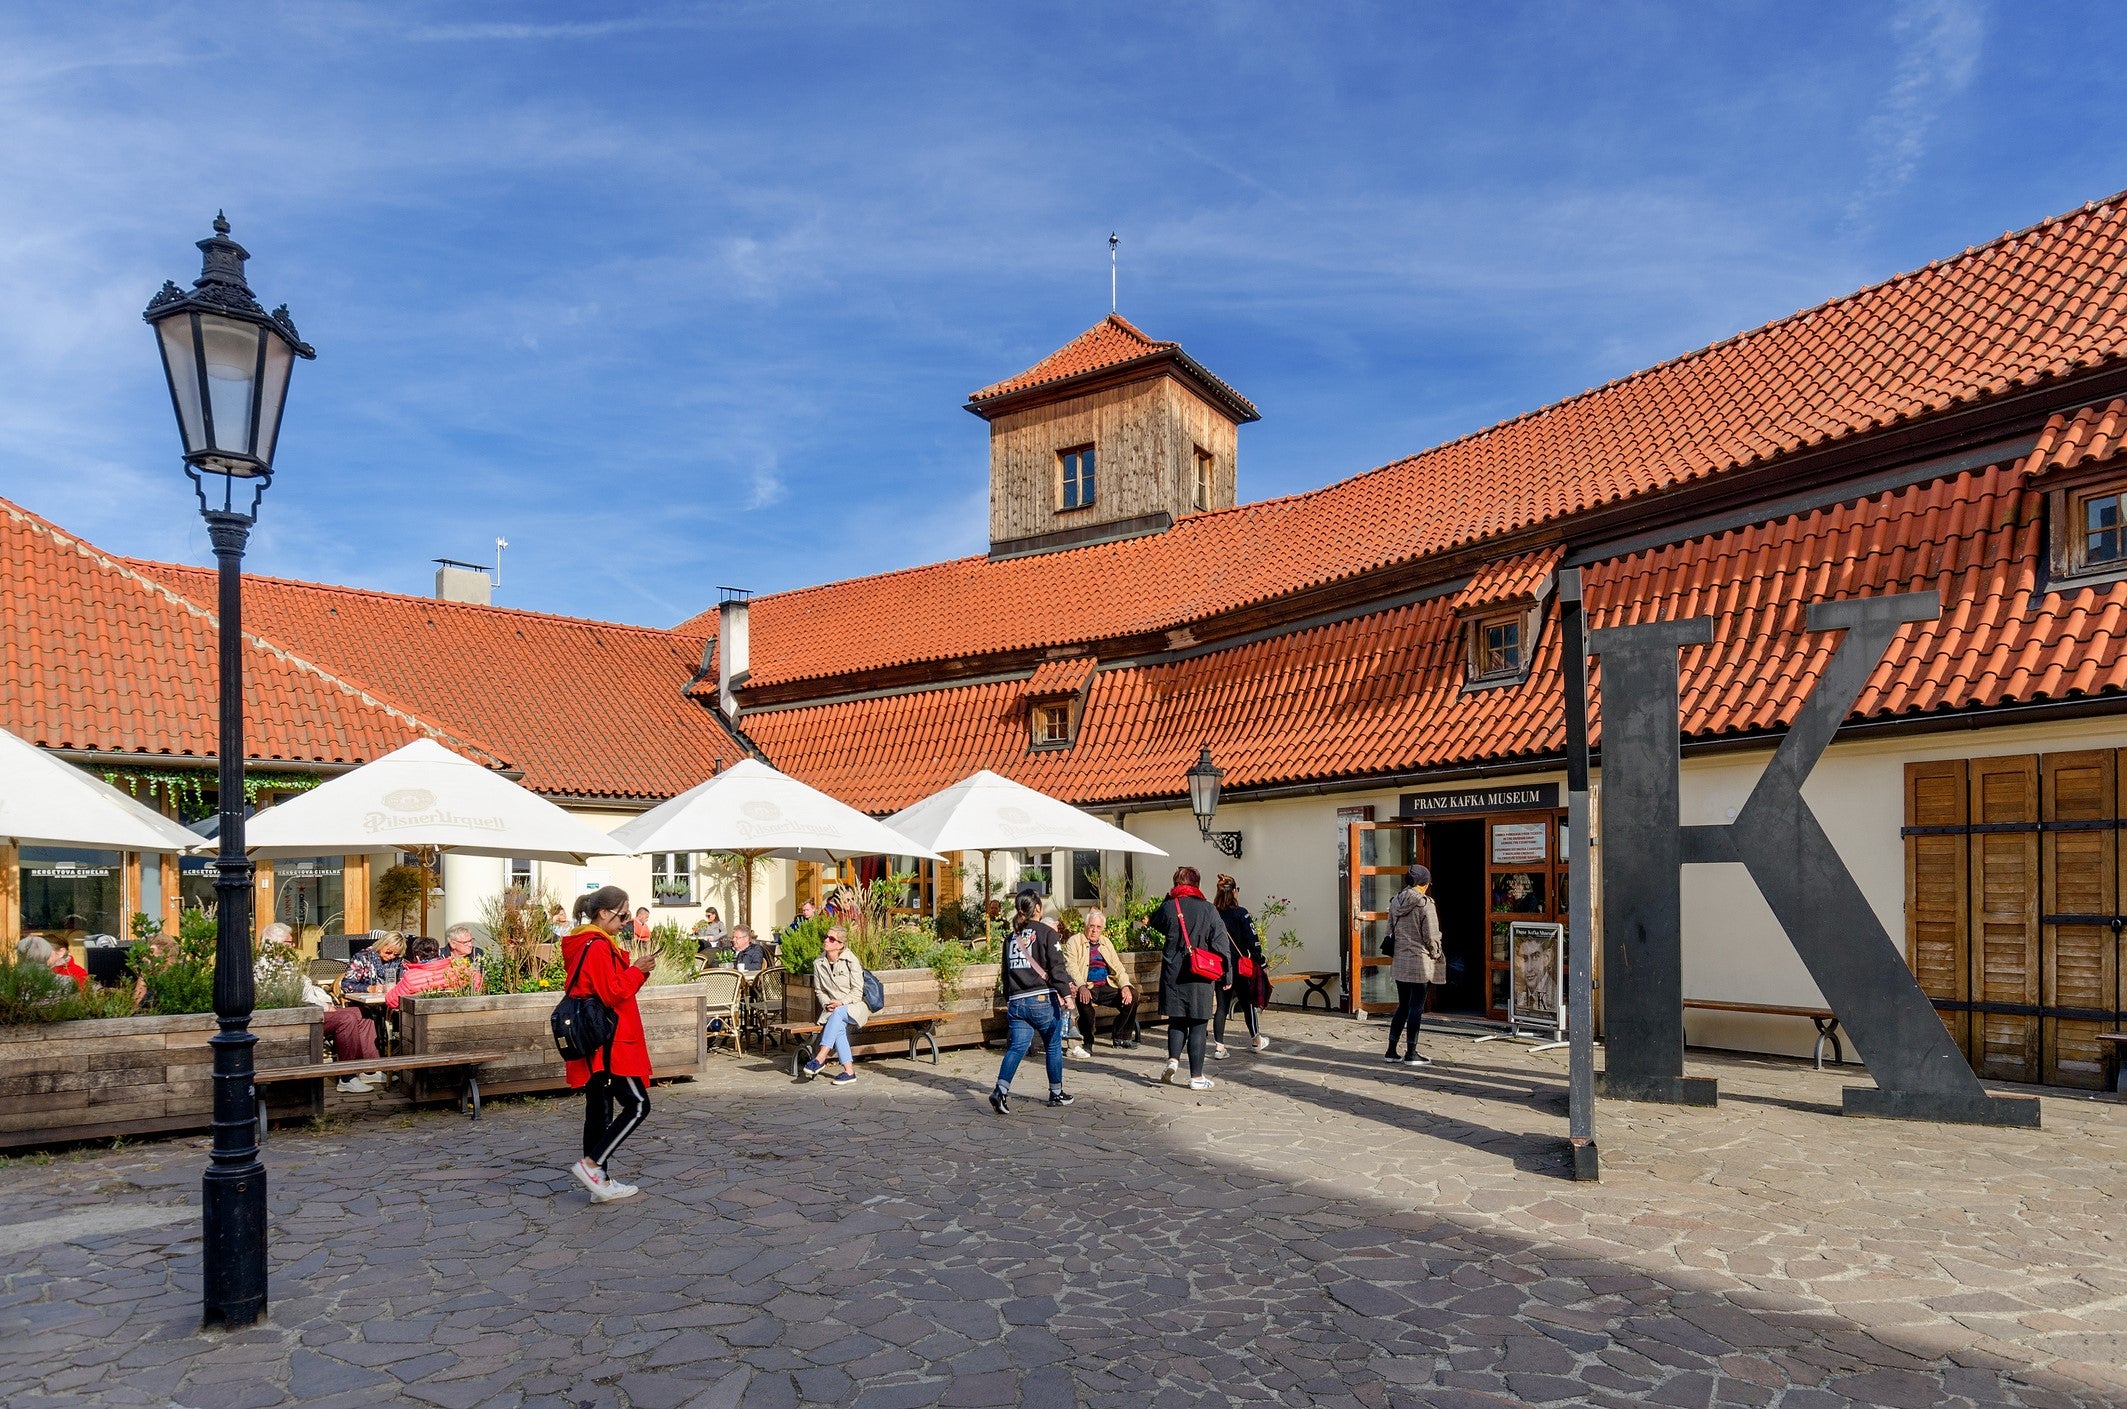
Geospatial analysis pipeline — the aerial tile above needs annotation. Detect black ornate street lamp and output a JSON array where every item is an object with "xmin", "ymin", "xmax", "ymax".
[
  {"xmin": 144, "ymin": 213, "xmax": 313, "ymax": 1328},
  {"xmin": 1186, "ymin": 744, "xmax": 1242, "ymax": 859}
]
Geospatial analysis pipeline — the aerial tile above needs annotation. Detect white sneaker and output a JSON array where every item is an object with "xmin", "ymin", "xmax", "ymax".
[
  {"xmin": 1189, "ymin": 1077, "xmax": 1215, "ymax": 1091},
  {"xmin": 568, "ymin": 1158, "xmax": 608, "ymax": 1197},
  {"xmin": 335, "ymin": 1077, "xmax": 373, "ymax": 1093},
  {"xmin": 591, "ymin": 1178, "xmax": 639, "ymax": 1203},
  {"xmin": 1253, "ymin": 1035, "xmax": 1270, "ymax": 1051},
  {"xmin": 1068, "ymin": 1044, "xmax": 1091, "ymax": 1059},
  {"xmin": 1405, "ymin": 1053, "xmax": 1433, "ymax": 1067},
  {"xmin": 358, "ymin": 1071, "xmax": 385, "ymax": 1083},
  {"xmin": 1211, "ymin": 1043, "xmax": 1229, "ymax": 1060},
  {"xmin": 1161, "ymin": 1060, "xmax": 1180, "ymax": 1085}
]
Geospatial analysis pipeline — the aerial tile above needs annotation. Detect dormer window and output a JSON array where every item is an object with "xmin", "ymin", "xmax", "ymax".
[
  {"xmin": 1031, "ymin": 700, "xmax": 1072, "ymax": 748},
  {"xmin": 2077, "ymin": 486, "xmax": 2126, "ymax": 569},
  {"xmin": 1058, "ymin": 445, "xmax": 1096, "ymax": 511},
  {"xmin": 2046, "ymin": 476, "xmax": 2127, "ymax": 587},
  {"xmin": 1471, "ymin": 617, "xmax": 1522, "ymax": 685}
]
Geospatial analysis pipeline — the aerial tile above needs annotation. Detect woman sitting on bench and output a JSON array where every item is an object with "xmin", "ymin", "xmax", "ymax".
[{"xmin": 802, "ymin": 927, "xmax": 869, "ymax": 1087}]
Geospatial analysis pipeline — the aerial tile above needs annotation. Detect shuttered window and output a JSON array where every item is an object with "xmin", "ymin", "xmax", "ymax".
[{"xmin": 1904, "ymin": 748, "xmax": 2127, "ymax": 1089}]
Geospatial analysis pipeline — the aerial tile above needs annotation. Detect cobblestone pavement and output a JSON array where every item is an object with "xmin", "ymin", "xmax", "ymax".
[{"xmin": 3, "ymin": 1013, "xmax": 2123, "ymax": 1409}]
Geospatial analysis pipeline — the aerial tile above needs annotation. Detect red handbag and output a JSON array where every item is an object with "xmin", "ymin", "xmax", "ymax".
[
  {"xmin": 1236, "ymin": 955, "xmax": 1258, "ymax": 978},
  {"xmin": 1177, "ymin": 904, "xmax": 1225, "ymax": 981}
]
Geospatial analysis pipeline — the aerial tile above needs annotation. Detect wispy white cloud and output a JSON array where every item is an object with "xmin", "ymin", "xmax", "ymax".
[{"xmin": 1846, "ymin": 0, "xmax": 1985, "ymax": 230}]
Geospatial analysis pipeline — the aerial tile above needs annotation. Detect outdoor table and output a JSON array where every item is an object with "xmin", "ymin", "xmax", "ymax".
[{"xmin": 346, "ymin": 991, "xmax": 392, "ymax": 1054}]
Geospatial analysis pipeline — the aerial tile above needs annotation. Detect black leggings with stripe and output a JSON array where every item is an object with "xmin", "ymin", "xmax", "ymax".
[{"xmin": 582, "ymin": 1073, "xmax": 649, "ymax": 1171}]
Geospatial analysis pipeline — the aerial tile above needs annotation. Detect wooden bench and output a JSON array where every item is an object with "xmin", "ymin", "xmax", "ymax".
[
  {"xmin": 1683, "ymin": 1000, "xmax": 1844, "ymax": 1070},
  {"xmin": 1271, "ymin": 971, "xmax": 1339, "ymax": 1011},
  {"xmin": 770, "ymin": 1011, "xmax": 957, "ymax": 1077},
  {"xmin": 2097, "ymin": 1033, "xmax": 2127, "ymax": 1096},
  {"xmin": 251, "ymin": 1050, "xmax": 508, "ymax": 1139}
]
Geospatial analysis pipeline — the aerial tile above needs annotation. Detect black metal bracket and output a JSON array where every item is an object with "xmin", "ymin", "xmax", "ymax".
[
  {"xmin": 187, "ymin": 465, "xmax": 270, "ymax": 525},
  {"xmin": 1202, "ymin": 830, "xmax": 1243, "ymax": 858}
]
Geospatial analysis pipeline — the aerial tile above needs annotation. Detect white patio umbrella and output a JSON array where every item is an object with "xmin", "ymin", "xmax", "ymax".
[
  {"xmin": 884, "ymin": 769, "xmax": 1166, "ymax": 916},
  {"xmin": 0, "ymin": 725, "xmax": 202, "ymax": 852},
  {"xmin": 243, "ymin": 738, "xmax": 619, "ymax": 863},
  {"xmin": 607, "ymin": 758, "xmax": 940, "ymax": 928}
]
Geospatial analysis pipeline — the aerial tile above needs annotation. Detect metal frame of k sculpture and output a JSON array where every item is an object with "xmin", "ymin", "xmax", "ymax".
[{"xmin": 1589, "ymin": 590, "xmax": 2040, "ymax": 1128}]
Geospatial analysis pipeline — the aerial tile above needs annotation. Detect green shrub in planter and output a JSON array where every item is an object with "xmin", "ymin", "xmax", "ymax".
[
  {"xmin": 0, "ymin": 961, "xmax": 137, "ymax": 1025},
  {"xmin": 778, "ymin": 917, "xmax": 832, "ymax": 977}
]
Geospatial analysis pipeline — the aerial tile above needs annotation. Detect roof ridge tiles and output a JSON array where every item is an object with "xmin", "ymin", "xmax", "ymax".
[
  {"xmin": 4, "ymin": 498, "xmax": 513, "ymax": 770},
  {"xmin": 134, "ymin": 557, "xmax": 708, "ymax": 641}
]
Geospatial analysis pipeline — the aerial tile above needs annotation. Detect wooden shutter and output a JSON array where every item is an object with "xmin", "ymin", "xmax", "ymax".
[
  {"xmin": 2042, "ymin": 750, "xmax": 2117, "ymax": 1088},
  {"xmin": 1969, "ymin": 754, "xmax": 2042, "ymax": 1083},
  {"xmin": 1904, "ymin": 760, "xmax": 1970, "ymax": 1054}
]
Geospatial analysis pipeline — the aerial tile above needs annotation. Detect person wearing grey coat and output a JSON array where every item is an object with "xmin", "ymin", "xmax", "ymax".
[{"xmin": 1384, "ymin": 865, "xmax": 1444, "ymax": 1066}]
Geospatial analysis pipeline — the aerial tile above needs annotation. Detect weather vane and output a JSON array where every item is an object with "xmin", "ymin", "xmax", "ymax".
[{"xmin": 1109, "ymin": 232, "xmax": 1118, "ymax": 313}]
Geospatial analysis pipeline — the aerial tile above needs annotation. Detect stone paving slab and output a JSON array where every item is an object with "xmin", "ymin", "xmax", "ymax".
[{"xmin": 1, "ymin": 1014, "xmax": 2122, "ymax": 1408}]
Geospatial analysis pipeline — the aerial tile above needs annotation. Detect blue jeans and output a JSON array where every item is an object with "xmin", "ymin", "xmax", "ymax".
[
  {"xmin": 817, "ymin": 1005, "xmax": 857, "ymax": 1066},
  {"xmin": 996, "ymin": 992, "xmax": 1064, "ymax": 1094}
]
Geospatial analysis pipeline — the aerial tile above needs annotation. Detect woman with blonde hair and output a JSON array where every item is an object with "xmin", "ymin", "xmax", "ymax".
[{"xmin": 803, "ymin": 926, "xmax": 870, "ymax": 1087}]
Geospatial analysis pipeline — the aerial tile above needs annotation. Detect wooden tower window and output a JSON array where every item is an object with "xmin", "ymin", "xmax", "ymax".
[
  {"xmin": 1058, "ymin": 446, "xmax": 1096, "ymax": 511},
  {"xmin": 1193, "ymin": 447, "xmax": 1214, "ymax": 511}
]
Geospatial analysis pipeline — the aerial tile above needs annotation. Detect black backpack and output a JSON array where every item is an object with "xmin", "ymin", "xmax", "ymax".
[{"xmin": 550, "ymin": 941, "xmax": 620, "ymax": 1065}]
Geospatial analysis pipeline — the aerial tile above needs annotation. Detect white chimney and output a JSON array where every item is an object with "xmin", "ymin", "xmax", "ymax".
[
  {"xmin": 434, "ymin": 559, "xmax": 492, "ymax": 605},
  {"xmin": 717, "ymin": 595, "xmax": 750, "ymax": 718}
]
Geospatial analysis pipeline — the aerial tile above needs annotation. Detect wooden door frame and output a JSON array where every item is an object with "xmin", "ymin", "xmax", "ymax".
[{"xmin": 1344, "ymin": 820, "xmax": 1427, "ymax": 1014}]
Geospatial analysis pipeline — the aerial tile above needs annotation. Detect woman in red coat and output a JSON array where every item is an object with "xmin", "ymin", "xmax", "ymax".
[{"xmin": 563, "ymin": 885, "xmax": 658, "ymax": 1203}]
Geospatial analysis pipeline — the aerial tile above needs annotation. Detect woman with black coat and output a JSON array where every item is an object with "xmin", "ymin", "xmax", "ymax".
[
  {"xmin": 1150, "ymin": 865, "xmax": 1234, "ymax": 1090},
  {"xmin": 1211, "ymin": 873, "xmax": 1270, "ymax": 1058}
]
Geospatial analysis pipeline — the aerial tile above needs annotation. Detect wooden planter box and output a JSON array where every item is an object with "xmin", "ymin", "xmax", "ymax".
[
  {"xmin": 402, "ymin": 983, "xmax": 709, "ymax": 1097},
  {"xmin": 785, "ymin": 964, "xmax": 1002, "ymax": 1059},
  {"xmin": 0, "ymin": 1006, "xmax": 322, "ymax": 1151}
]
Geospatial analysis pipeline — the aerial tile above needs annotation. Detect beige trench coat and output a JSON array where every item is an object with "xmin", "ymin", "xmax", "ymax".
[{"xmin": 1387, "ymin": 887, "xmax": 1446, "ymax": 986}]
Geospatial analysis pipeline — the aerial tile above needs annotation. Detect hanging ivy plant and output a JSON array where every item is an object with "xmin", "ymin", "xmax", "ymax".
[{"xmin": 102, "ymin": 768, "xmax": 325, "ymax": 824}]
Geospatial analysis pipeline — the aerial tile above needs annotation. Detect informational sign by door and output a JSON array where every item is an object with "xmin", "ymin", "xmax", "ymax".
[{"xmin": 1491, "ymin": 822, "xmax": 1549, "ymax": 864}]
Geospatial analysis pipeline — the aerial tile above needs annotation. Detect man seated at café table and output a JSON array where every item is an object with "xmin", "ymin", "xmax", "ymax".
[
  {"xmin": 442, "ymin": 923, "xmax": 486, "ymax": 962},
  {"xmin": 342, "ymin": 932, "xmax": 407, "ymax": 997},
  {"xmin": 384, "ymin": 935, "xmax": 483, "ymax": 1010},
  {"xmin": 726, "ymin": 926, "xmax": 766, "ymax": 972}
]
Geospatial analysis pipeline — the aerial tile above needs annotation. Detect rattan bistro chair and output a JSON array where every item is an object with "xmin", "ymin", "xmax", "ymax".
[
  {"xmin": 700, "ymin": 969, "xmax": 742, "ymax": 1056},
  {"xmin": 742, "ymin": 965, "xmax": 786, "ymax": 1055}
]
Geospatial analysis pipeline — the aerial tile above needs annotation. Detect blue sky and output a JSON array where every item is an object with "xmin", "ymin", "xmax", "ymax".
[{"xmin": 2, "ymin": 1, "xmax": 2123, "ymax": 628}]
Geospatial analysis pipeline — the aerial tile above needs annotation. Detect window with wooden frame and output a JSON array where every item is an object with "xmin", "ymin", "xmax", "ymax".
[
  {"xmin": 1193, "ymin": 447, "xmax": 1214, "ymax": 511},
  {"xmin": 2033, "ymin": 472, "xmax": 2127, "ymax": 587},
  {"xmin": 1031, "ymin": 700, "xmax": 1073, "ymax": 748},
  {"xmin": 650, "ymin": 852, "xmax": 693, "ymax": 906},
  {"xmin": 1058, "ymin": 445, "xmax": 1096, "ymax": 511},
  {"xmin": 1466, "ymin": 611, "xmax": 1525, "ymax": 684}
]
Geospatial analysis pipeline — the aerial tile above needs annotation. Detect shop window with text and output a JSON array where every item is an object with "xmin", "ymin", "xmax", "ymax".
[
  {"xmin": 1193, "ymin": 447, "xmax": 1214, "ymax": 511},
  {"xmin": 1032, "ymin": 700, "xmax": 1072, "ymax": 748},
  {"xmin": 650, "ymin": 852, "xmax": 693, "ymax": 906},
  {"xmin": 1467, "ymin": 613, "xmax": 1525, "ymax": 684},
  {"xmin": 1058, "ymin": 445, "xmax": 1096, "ymax": 511}
]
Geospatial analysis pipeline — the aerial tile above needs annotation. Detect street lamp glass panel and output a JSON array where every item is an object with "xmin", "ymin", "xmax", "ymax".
[
  {"xmin": 199, "ymin": 315, "xmax": 262, "ymax": 458},
  {"xmin": 155, "ymin": 315, "xmax": 208, "ymax": 457},
  {"xmin": 252, "ymin": 332, "xmax": 295, "ymax": 468}
]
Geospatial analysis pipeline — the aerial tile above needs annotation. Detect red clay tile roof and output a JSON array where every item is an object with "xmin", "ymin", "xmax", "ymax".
[
  {"xmin": 1452, "ymin": 547, "xmax": 1563, "ymax": 614},
  {"xmin": 132, "ymin": 563, "xmax": 737, "ymax": 801},
  {"xmin": 738, "ymin": 457, "xmax": 2121, "ymax": 812},
  {"xmin": 0, "ymin": 498, "xmax": 488, "ymax": 769},
  {"xmin": 2024, "ymin": 397, "xmax": 2127, "ymax": 477},
  {"xmin": 685, "ymin": 195, "xmax": 2127, "ymax": 692},
  {"xmin": 965, "ymin": 314, "xmax": 1260, "ymax": 422},
  {"xmin": 1025, "ymin": 656, "xmax": 1096, "ymax": 699}
]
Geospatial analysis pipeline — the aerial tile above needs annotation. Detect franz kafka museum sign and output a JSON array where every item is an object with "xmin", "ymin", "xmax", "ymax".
[{"xmin": 1398, "ymin": 783, "xmax": 1560, "ymax": 819}]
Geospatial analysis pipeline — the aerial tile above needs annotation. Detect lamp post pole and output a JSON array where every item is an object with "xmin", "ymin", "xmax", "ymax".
[
  {"xmin": 145, "ymin": 214, "xmax": 314, "ymax": 1327},
  {"xmin": 203, "ymin": 484, "xmax": 265, "ymax": 1323}
]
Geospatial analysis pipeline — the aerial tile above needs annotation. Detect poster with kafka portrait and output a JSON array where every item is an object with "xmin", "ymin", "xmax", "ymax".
[{"xmin": 1507, "ymin": 921, "xmax": 1565, "ymax": 1038}]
